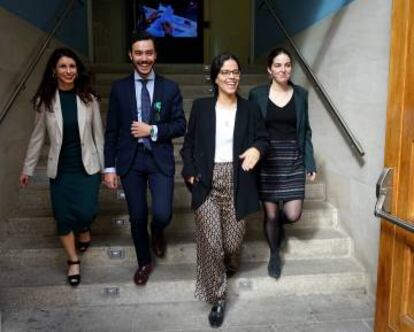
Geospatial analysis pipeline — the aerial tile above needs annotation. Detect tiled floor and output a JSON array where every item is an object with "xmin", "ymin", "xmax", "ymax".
[{"xmin": 1, "ymin": 293, "xmax": 374, "ymax": 332}]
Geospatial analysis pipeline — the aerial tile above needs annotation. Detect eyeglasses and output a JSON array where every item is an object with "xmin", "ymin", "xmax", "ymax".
[{"xmin": 219, "ymin": 69, "xmax": 241, "ymax": 77}]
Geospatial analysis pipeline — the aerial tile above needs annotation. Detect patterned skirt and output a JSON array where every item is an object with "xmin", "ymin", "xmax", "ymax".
[{"xmin": 259, "ymin": 140, "xmax": 305, "ymax": 202}]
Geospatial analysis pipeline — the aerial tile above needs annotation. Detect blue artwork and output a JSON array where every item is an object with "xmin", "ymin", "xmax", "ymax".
[{"xmin": 143, "ymin": 2, "xmax": 198, "ymax": 37}]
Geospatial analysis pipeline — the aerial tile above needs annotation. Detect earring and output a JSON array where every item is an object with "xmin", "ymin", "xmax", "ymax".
[{"xmin": 52, "ymin": 72, "xmax": 57, "ymax": 78}]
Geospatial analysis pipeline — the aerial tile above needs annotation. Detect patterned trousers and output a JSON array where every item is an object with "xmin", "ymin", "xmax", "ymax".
[{"xmin": 194, "ymin": 162, "xmax": 246, "ymax": 303}]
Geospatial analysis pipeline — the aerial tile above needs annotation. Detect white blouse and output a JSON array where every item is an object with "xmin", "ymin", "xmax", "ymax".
[{"xmin": 214, "ymin": 104, "xmax": 237, "ymax": 163}]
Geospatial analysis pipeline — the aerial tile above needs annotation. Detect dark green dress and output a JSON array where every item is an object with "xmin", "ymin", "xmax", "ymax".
[{"xmin": 49, "ymin": 90, "xmax": 100, "ymax": 236}]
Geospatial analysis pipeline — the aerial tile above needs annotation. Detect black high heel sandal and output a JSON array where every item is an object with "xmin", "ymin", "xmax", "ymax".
[
  {"xmin": 78, "ymin": 230, "xmax": 91, "ymax": 253},
  {"xmin": 67, "ymin": 260, "xmax": 81, "ymax": 287},
  {"xmin": 78, "ymin": 241, "xmax": 91, "ymax": 253}
]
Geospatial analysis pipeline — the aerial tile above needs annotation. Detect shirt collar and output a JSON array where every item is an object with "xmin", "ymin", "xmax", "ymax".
[{"xmin": 134, "ymin": 70, "xmax": 155, "ymax": 81}]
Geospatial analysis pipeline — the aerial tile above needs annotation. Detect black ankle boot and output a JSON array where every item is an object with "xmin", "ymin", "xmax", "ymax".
[
  {"xmin": 208, "ymin": 300, "xmax": 225, "ymax": 328},
  {"xmin": 268, "ymin": 250, "xmax": 282, "ymax": 279}
]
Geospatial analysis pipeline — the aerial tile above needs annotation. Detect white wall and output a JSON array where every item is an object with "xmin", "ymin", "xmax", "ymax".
[
  {"xmin": 0, "ymin": 7, "xmax": 64, "ymax": 231},
  {"xmin": 290, "ymin": 0, "xmax": 391, "ymax": 295}
]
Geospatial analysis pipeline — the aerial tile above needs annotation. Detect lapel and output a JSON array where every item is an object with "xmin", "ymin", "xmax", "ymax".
[
  {"xmin": 233, "ymin": 96, "xmax": 247, "ymax": 161},
  {"xmin": 53, "ymin": 90, "xmax": 63, "ymax": 135},
  {"xmin": 77, "ymin": 96, "xmax": 85, "ymax": 140},
  {"xmin": 292, "ymin": 84, "xmax": 303, "ymax": 132},
  {"xmin": 151, "ymin": 75, "xmax": 162, "ymax": 122},
  {"xmin": 206, "ymin": 97, "xmax": 216, "ymax": 167},
  {"xmin": 127, "ymin": 74, "xmax": 138, "ymax": 121},
  {"xmin": 258, "ymin": 85, "xmax": 270, "ymax": 118}
]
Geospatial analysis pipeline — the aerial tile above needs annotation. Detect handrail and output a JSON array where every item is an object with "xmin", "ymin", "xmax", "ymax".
[
  {"xmin": 260, "ymin": 0, "xmax": 365, "ymax": 157},
  {"xmin": 0, "ymin": 0, "xmax": 78, "ymax": 125},
  {"xmin": 374, "ymin": 168, "xmax": 414, "ymax": 233}
]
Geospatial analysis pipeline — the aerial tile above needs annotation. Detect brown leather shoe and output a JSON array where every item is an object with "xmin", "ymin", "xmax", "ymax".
[
  {"xmin": 133, "ymin": 264, "xmax": 154, "ymax": 286},
  {"xmin": 151, "ymin": 232, "xmax": 167, "ymax": 258}
]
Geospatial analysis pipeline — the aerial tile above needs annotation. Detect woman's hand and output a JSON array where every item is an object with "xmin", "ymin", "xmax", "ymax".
[
  {"xmin": 19, "ymin": 173, "xmax": 30, "ymax": 188},
  {"xmin": 186, "ymin": 176, "xmax": 195, "ymax": 184},
  {"xmin": 239, "ymin": 147, "xmax": 260, "ymax": 171},
  {"xmin": 307, "ymin": 172, "xmax": 316, "ymax": 182}
]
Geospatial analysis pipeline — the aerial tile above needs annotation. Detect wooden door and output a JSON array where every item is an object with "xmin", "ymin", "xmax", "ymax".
[{"xmin": 375, "ymin": 0, "xmax": 414, "ymax": 331}]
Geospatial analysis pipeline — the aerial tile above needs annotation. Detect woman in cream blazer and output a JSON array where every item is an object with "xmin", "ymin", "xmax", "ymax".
[{"xmin": 20, "ymin": 48, "xmax": 104, "ymax": 286}]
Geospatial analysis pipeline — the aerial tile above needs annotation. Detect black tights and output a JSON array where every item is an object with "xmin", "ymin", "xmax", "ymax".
[{"xmin": 263, "ymin": 200, "xmax": 303, "ymax": 252}]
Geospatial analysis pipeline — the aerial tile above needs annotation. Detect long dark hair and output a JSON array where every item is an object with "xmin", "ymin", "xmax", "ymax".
[
  {"xmin": 210, "ymin": 52, "xmax": 241, "ymax": 96},
  {"xmin": 32, "ymin": 47, "xmax": 97, "ymax": 111}
]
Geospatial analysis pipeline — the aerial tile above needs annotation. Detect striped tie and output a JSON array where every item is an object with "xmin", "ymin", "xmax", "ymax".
[{"xmin": 140, "ymin": 79, "xmax": 151, "ymax": 150}]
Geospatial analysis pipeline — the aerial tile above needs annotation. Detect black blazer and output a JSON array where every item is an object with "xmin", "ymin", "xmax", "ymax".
[
  {"xmin": 104, "ymin": 73, "xmax": 186, "ymax": 176},
  {"xmin": 249, "ymin": 82, "xmax": 316, "ymax": 172},
  {"xmin": 180, "ymin": 96, "xmax": 269, "ymax": 220}
]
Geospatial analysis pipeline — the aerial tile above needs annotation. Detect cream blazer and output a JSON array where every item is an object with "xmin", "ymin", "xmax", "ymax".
[{"xmin": 22, "ymin": 91, "xmax": 104, "ymax": 179}]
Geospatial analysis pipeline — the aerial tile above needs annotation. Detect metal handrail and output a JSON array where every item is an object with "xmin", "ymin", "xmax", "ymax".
[
  {"xmin": 0, "ymin": 0, "xmax": 78, "ymax": 125},
  {"xmin": 260, "ymin": 0, "xmax": 365, "ymax": 157},
  {"xmin": 374, "ymin": 168, "xmax": 414, "ymax": 233}
]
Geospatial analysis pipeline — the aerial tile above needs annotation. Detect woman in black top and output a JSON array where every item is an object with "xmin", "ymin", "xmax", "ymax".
[
  {"xmin": 20, "ymin": 48, "xmax": 104, "ymax": 286},
  {"xmin": 249, "ymin": 47, "xmax": 316, "ymax": 279}
]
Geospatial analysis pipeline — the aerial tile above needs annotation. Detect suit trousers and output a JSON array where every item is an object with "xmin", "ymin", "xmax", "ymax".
[{"xmin": 121, "ymin": 145, "xmax": 174, "ymax": 266}]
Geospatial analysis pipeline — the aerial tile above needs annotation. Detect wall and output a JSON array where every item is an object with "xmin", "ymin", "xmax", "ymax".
[
  {"xmin": 0, "ymin": 0, "xmax": 88, "ymax": 55},
  {"xmin": 254, "ymin": 0, "xmax": 355, "ymax": 58},
  {"xmin": 92, "ymin": 0, "xmax": 127, "ymax": 63},
  {"xmin": 287, "ymin": 1, "xmax": 391, "ymax": 295},
  {"xmin": 0, "ymin": 7, "xmax": 64, "ymax": 233},
  {"xmin": 206, "ymin": 0, "xmax": 251, "ymax": 64}
]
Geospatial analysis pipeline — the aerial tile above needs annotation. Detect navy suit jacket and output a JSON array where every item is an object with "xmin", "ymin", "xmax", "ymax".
[{"xmin": 104, "ymin": 73, "xmax": 186, "ymax": 176}]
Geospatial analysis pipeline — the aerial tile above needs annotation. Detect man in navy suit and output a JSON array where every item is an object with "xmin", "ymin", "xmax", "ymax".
[{"xmin": 104, "ymin": 31, "xmax": 186, "ymax": 285}]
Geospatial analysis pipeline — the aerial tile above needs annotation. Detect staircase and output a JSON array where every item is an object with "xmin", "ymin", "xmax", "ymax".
[{"xmin": 0, "ymin": 64, "xmax": 370, "ymax": 329}]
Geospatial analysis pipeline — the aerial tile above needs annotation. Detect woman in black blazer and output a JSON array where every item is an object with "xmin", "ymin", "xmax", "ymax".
[
  {"xmin": 181, "ymin": 53, "xmax": 268, "ymax": 327},
  {"xmin": 249, "ymin": 47, "xmax": 316, "ymax": 279}
]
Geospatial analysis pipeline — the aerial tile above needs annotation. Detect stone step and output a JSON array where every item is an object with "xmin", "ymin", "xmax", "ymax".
[
  {"xmin": 36, "ymin": 139, "xmax": 185, "ymax": 166},
  {"xmin": 27, "ymin": 164, "xmax": 326, "ymax": 200},
  {"xmin": 0, "ymin": 257, "xmax": 367, "ymax": 308},
  {"xmin": 0, "ymin": 228, "xmax": 352, "ymax": 268},
  {"xmin": 99, "ymin": 97, "xmax": 194, "ymax": 115},
  {"xmin": 16, "ymin": 181, "xmax": 326, "ymax": 212},
  {"xmin": 95, "ymin": 73, "xmax": 267, "ymax": 86},
  {"xmin": 89, "ymin": 63, "xmax": 265, "ymax": 75},
  {"xmin": 1, "ymin": 293, "xmax": 375, "ymax": 332},
  {"xmin": 8, "ymin": 201, "xmax": 338, "ymax": 227},
  {"xmin": 96, "ymin": 84, "xmax": 255, "ymax": 99}
]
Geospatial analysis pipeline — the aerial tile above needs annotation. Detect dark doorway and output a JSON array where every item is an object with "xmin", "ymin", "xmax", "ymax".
[{"xmin": 126, "ymin": 0, "xmax": 204, "ymax": 63}]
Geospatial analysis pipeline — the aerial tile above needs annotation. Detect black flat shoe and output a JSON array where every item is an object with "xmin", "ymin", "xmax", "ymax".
[
  {"xmin": 225, "ymin": 266, "xmax": 237, "ymax": 279},
  {"xmin": 208, "ymin": 300, "xmax": 225, "ymax": 328},
  {"xmin": 67, "ymin": 260, "xmax": 81, "ymax": 287},
  {"xmin": 268, "ymin": 250, "xmax": 282, "ymax": 279},
  {"xmin": 78, "ymin": 240, "xmax": 91, "ymax": 253}
]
